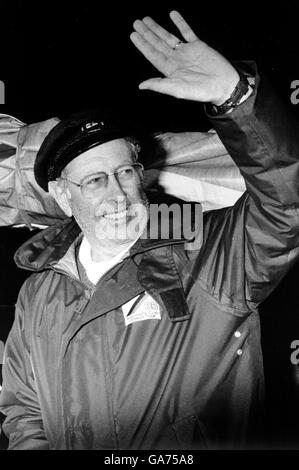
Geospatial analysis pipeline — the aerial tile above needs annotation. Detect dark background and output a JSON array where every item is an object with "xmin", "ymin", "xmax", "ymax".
[
  {"xmin": 1, "ymin": 0, "xmax": 299, "ymax": 450},
  {"xmin": 1, "ymin": 0, "xmax": 299, "ymax": 127}
]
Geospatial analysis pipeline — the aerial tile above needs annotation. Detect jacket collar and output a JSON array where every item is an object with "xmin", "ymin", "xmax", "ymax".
[{"xmin": 14, "ymin": 217, "xmax": 81, "ymax": 272}]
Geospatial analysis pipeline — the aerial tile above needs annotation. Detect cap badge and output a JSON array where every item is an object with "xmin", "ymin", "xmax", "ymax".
[{"xmin": 80, "ymin": 120, "xmax": 104, "ymax": 132}]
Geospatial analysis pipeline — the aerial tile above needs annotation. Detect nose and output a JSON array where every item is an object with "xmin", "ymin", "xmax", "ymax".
[{"xmin": 105, "ymin": 173, "xmax": 126, "ymax": 202}]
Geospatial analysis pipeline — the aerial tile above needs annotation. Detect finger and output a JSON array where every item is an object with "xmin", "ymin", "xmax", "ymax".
[
  {"xmin": 142, "ymin": 16, "xmax": 181, "ymax": 48},
  {"xmin": 169, "ymin": 10, "xmax": 198, "ymax": 42},
  {"xmin": 133, "ymin": 20, "xmax": 171, "ymax": 55},
  {"xmin": 139, "ymin": 78, "xmax": 182, "ymax": 98},
  {"xmin": 130, "ymin": 32, "xmax": 169, "ymax": 72}
]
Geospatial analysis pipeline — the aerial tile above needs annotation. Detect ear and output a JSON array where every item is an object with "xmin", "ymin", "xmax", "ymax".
[{"xmin": 48, "ymin": 181, "xmax": 73, "ymax": 217}]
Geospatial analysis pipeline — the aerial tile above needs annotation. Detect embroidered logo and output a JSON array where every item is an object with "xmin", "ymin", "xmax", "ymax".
[{"xmin": 123, "ymin": 294, "xmax": 161, "ymax": 326}]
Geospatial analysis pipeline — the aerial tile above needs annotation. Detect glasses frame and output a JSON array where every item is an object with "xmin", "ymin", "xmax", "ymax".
[{"xmin": 60, "ymin": 162, "xmax": 144, "ymax": 198}]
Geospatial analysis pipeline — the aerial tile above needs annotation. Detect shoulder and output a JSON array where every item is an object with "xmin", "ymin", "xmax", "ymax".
[{"xmin": 16, "ymin": 269, "xmax": 60, "ymax": 320}]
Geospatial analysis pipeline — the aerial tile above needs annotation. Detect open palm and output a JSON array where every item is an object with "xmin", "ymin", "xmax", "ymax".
[{"xmin": 130, "ymin": 11, "xmax": 239, "ymax": 106}]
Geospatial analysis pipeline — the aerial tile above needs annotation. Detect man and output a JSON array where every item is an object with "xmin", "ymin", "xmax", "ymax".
[{"xmin": 0, "ymin": 11, "xmax": 299, "ymax": 450}]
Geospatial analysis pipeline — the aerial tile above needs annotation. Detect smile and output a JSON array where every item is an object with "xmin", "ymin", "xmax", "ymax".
[{"xmin": 103, "ymin": 210, "xmax": 128, "ymax": 220}]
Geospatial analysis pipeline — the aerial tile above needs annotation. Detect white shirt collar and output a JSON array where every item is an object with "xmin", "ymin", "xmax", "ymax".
[{"xmin": 78, "ymin": 236, "xmax": 137, "ymax": 285}]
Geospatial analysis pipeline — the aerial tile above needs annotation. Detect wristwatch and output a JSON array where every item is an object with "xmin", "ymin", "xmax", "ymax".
[{"xmin": 207, "ymin": 73, "xmax": 250, "ymax": 116}]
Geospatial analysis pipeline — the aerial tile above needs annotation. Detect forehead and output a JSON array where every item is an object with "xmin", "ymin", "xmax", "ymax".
[{"xmin": 64, "ymin": 138, "xmax": 135, "ymax": 177}]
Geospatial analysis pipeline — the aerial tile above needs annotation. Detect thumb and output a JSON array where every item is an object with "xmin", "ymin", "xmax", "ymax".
[{"xmin": 139, "ymin": 78, "xmax": 182, "ymax": 97}]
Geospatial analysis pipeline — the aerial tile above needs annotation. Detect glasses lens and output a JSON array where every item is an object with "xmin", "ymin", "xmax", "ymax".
[
  {"xmin": 117, "ymin": 165, "xmax": 136, "ymax": 182},
  {"xmin": 81, "ymin": 164, "xmax": 144, "ymax": 198},
  {"xmin": 115, "ymin": 164, "xmax": 143, "ymax": 185},
  {"xmin": 82, "ymin": 173, "xmax": 107, "ymax": 197}
]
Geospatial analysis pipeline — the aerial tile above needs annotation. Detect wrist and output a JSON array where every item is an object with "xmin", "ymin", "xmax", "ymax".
[
  {"xmin": 211, "ymin": 73, "xmax": 240, "ymax": 106},
  {"xmin": 207, "ymin": 73, "xmax": 251, "ymax": 116}
]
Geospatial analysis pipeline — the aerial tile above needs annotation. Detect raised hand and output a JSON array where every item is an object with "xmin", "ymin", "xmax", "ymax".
[{"xmin": 130, "ymin": 10, "xmax": 240, "ymax": 106}]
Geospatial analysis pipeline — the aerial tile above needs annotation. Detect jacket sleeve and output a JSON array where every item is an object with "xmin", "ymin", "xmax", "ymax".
[
  {"xmin": 0, "ymin": 289, "xmax": 49, "ymax": 450},
  {"xmin": 195, "ymin": 63, "xmax": 299, "ymax": 311}
]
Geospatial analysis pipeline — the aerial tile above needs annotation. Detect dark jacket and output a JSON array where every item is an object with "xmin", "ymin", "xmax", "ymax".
[{"xmin": 1, "ymin": 67, "xmax": 299, "ymax": 450}]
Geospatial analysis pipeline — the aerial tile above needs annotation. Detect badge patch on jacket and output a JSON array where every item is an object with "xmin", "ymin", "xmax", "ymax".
[{"xmin": 122, "ymin": 293, "xmax": 161, "ymax": 326}]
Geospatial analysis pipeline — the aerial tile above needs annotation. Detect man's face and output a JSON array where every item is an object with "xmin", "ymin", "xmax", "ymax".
[{"xmin": 59, "ymin": 138, "xmax": 148, "ymax": 254}]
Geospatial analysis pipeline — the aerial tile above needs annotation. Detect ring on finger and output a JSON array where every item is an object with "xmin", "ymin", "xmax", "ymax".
[{"xmin": 172, "ymin": 40, "xmax": 183, "ymax": 50}]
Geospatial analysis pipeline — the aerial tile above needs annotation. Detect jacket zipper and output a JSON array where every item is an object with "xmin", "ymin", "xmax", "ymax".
[
  {"xmin": 51, "ymin": 266, "xmax": 95, "ymax": 296},
  {"xmin": 49, "ymin": 266, "xmax": 94, "ymax": 449},
  {"xmin": 102, "ymin": 316, "xmax": 119, "ymax": 449}
]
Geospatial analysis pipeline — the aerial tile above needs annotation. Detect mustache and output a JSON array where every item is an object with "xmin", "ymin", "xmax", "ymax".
[{"xmin": 95, "ymin": 194, "xmax": 149, "ymax": 218}]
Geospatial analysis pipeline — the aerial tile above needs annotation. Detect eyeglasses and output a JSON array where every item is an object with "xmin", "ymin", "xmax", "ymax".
[{"xmin": 61, "ymin": 163, "xmax": 144, "ymax": 199}]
